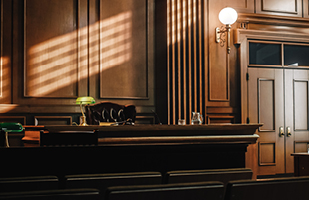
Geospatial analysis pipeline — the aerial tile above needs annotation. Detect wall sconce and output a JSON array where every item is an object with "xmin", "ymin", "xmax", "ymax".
[{"xmin": 215, "ymin": 7, "xmax": 238, "ymax": 54}]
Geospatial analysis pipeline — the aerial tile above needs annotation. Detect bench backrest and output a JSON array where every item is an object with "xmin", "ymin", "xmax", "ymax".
[
  {"xmin": 225, "ymin": 176, "xmax": 309, "ymax": 200},
  {"xmin": 106, "ymin": 181, "xmax": 224, "ymax": 200}
]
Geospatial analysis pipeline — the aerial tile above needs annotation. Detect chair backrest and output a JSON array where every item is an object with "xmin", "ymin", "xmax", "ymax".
[
  {"xmin": 0, "ymin": 176, "xmax": 59, "ymax": 193},
  {"xmin": 40, "ymin": 130, "xmax": 98, "ymax": 146},
  {"xmin": 225, "ymin": 176, "xmax": 309, "ymax": 200},
  {"xmin": 165, "ymin": 168, "xmax": 253, "ymax": 187},
  {"xmin": 85, "ymin": 102, "xmax": 136, "ymax": 125},
  {"xmin": 0, "ymin": 188, "xmax": 100, "ymax": 200},
  {"xmin": 65, "ymin": 172, "xmax": 162, "ymax": 199},
  {"xmin": 106, "ymin": 181, "xmax": 224, "ymax": 200}
]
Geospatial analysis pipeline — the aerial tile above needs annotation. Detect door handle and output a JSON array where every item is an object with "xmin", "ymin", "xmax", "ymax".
[
  {"xmin": 279, "ymin": 126, "xmax": 284, "ymax": 137},
  {"xmin": 286, "ymin": 126, "xmax": 292, "ymax": 137}
]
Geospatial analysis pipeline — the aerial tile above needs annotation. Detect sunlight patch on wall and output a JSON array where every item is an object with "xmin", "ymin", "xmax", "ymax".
[
  {"xmin": 26, "ymin": 11, "xmax": 132, "ymax": 97},
  {"xmin": 0, "ymin": 56, "xmax": 10, "ymax": 97},
  {"xmin": 100, "ymin": 11, "xmax": 132, "ymax": 72},
  {"xmin": 27, "ymin": 30, "xmax": 78, "ymax": 97}
]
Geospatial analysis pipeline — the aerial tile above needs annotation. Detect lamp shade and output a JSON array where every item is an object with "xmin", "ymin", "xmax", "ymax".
[
  {"xmin": 0, "ymin": 122, "xmax": 23, "ymax": 132},
  {"xmin": 76, "ymin": 96, "xmax": 95, "ymax": 105},
  {"xmin": 218, "ymin": 7, "xmax": 238, "ymax": 25}
]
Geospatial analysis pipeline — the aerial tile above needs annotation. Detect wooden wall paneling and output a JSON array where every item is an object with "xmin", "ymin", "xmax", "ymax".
[
  {"xmin": 207, "ymin": 115, "xmax": 235, "ymax": 124},
  {"xmin": 89, "ymin": 0, "xmax": 100, "ymax": 100},
  {"xmin": 34, "ymin": 116, "xmax": 72, "ymax": 125},
  {"xmin": 0, "ymin": 116, "xmax": 26, "ymax": 125},
  {"xmin": 12, "ymin": 0, "xmax": 88, "ymax": 108},
  {"xmin": 256, "ymin": 0, "xmax": 302, "ymax": 17},
  {"xmin": 78, "ymin": 0, "xmax": 89, "ymax": 97},
  {"xmin": 135, "ymin": 115, "xmax": 155, "ymax": 124},
  {"xmin": 208, "ymin": 0, "xmax": 230, "ymax": 104},
  {"xmin": 91, "ymin": 0, "xmax": 155, "ymax": 118},
  {"xmin": 226, "ymin": 0, "xmax": 255, "ymax": 14},
  {"xmin": 24, "ymin": 0, "xmax": 78, "ymax": 98},
  {"xmin": 99, "ymin": 0, "xmax": 147, "ymax": 99},
  {"xmin": 154, "ymin": 0, "xmax": 168, "ymax": 124},
  {"xmin": 0, "ymin": 0, "xmax": 12, "ymax": 104},
  {"xmin": 167, "ymin": 0, "xmax": 206, "ymax": 124}
]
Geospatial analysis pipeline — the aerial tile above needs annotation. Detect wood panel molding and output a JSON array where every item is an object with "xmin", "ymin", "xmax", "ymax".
[
  {"xmin": 294, "ymin": 141, "xmax": 309, "ymax": 153},
  {"xmin": 207, "ymin": 115, "xmax": 235, "ymax": 124},
  {"xmin": 0, "ymin": 116, "xmax": 26, "ymax": 125},
  {"xmin": 259, "ymin": 142, "xmax": 276, "ymax": 166},
  {"xmin": 304, "ymin": 0, "xmax": 309, "ymax": 18},
  {"xmin": 23, "ymin": 0, "xmax": 86, "ymax": 99},
  {"xmin": 258, "ymin": 78, "xmax": 275, "ymax": 132},
  {"xmin": 135, "ymin": 116, "xmax": 155, "ymax": 124},
  {"xmin": 237, "ymin": 13, "xmax": 309, "ymax": 27},
  {"xmin": 294, "ymin": 80, "xmax": 309, "ymax": 131},
  {"xmin": 0, "ymin": 0, "xmax": 12, "ymax": 104},
  {"xmin": 227, "ymin": 0, "xmax": 255, "ymax": 13},
  {"xmin": 34, "ymin": 116, "xmax": 72, "ymax": 125},
  {"xmin": 256, "ymin": 0, "xmax": 302, "ymax": 17},
  {"xmin": 98, "ymin": 0, "xmax": 152, "ymax": 100}
]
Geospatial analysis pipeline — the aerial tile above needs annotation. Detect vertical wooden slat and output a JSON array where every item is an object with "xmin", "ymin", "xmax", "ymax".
[
  {"xmin": 167, "ymin": 0, "xmax": 170, "ymax": 124},
  {"xmin": 183, "ymin": 0, "xmax": 187, "ymax": 121},
  {"xmin": 177, "ymin": 0, "xmax": 181, "ymax": 120},
  {"xmin": 188, "ymin": 0, "xmax": 192, "ymax": 123},
  {"xmin": 172, "ymin": 0, "xmax": 176, "ymax": 124},
  {"xmin": 198, "ymin": 0, "xmax": 202, "ymax": 115},
  {"xmin": 193, "ymin": 0, "xmax": 197, "ymax": 113}
]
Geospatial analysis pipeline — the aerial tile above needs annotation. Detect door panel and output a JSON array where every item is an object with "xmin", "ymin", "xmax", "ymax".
[
  {"xmin": 248, "ymin": 68, "xmax": 285, "ymax": 175},
  {"xmin": 285, "ymin": 69, "xmax": 309, "ymax": 173},
  {"xmin": 258, "ymin": 79, "xmax": 275, "ymax": 131}
]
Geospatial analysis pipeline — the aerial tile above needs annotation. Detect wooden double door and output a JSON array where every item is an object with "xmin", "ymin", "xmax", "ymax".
[{"xmin": 248, "ymin": 67, "xmax": 309, "ymax": 175}]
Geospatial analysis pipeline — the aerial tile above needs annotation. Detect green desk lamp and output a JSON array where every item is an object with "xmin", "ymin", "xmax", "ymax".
[
  {"xmin": 0, "ymin": 122, "xmax": 24, "ymax": 147},
  {"xmin": 76, "ymin": 96, "xmax": 95, "ymax": 126}
]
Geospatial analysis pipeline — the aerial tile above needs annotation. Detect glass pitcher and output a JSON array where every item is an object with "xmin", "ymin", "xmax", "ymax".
[{"xmin": 191, "ymin": 112, "xmax": 203, "ymax": 125}]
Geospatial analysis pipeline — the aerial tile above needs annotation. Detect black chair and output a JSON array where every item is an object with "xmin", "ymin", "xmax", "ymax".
[
  {"xmin": 225, "ymin": 176, "xmax": 309, "ymax": 200},
  {"xmin": 0, "ymin": 188, "xmax": 100, "ymax": 200},
  {"xmin": 0, "ymin": 176, "xmax": 59, "ymax": 193},
  {"xmin": 40, "ymin": 130, "xmax": 98, "ymax": 146},
  {"xmin": 165, "ymin": 168, "xmax": 253, "ymax": 187},
  {"xmin": 85, "ymin": 101, "xmax": 136, "ymax": 125},
  {"xmin": 106, "ymin": 181, "xmax": 224, "ymax": 200},
  {"xmin": 65, "ymin": 172, "xmax": 162, "ymax": 199}
]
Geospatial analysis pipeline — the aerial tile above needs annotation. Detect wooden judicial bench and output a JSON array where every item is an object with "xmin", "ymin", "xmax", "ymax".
[{"xmin": 1, "ymin": 124, "xmax": 261, "ymax": 179}]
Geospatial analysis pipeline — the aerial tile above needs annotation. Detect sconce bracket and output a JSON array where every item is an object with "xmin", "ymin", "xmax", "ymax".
[
  {"xmin": 215, "ymin": 26, "xmax": 227, "ymax": 47},
  {"xmin": 215, "ymin": 25, "xmax": 231, "ymax": 54}
]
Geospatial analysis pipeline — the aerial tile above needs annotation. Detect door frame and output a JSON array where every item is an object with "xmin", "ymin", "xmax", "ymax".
[{"xmin": 235, "ymin": 29, "xmax": 309, "ymax": 177}]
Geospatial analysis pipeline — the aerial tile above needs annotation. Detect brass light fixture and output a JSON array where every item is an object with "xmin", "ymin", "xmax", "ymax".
[
  {"xmin": 76, "ymin": 96, "xmax": 95, "ymax": 126},
  {"xmin": 215, "ymin": 7, "xmax": 238, "ymax": 54}
]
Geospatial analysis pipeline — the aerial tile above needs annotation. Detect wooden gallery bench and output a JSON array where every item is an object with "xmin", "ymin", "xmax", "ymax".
[
  {"xmin": 65, "ymin": 172, "xmax": 162, "ymax": 199},
  {"xmin": 164, "ymin": 168, "xmax": 253, "ymax": 186},
  {"xmin": 106, "ymin": 181, "xmax": 224, "ymax": 200},
  {"xmin": 225, "ymin": 176, "xmax": 309, "ymax": 200}
]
